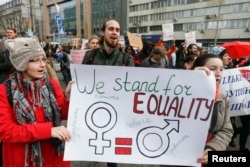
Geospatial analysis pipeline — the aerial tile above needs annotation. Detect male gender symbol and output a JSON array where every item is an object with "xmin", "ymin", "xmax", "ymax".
[{"xmin": 136, "ymin": 119, "xmax": 179, "ymax": 158}]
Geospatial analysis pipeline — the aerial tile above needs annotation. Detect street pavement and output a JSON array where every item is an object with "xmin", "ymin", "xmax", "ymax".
[{"xmin": 56, "ymin": 72, "xmax": 249, "ymax": 167}]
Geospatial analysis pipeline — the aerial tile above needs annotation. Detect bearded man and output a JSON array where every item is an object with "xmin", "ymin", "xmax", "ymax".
[{"xmin": 82, "ymin": 19, "xmax": 134, "ymax": 66}]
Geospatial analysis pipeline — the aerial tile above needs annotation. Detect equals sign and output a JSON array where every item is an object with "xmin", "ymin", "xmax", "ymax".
[{"xmin": 115, "ymin": 137, "xmax": 132, "ymax": 155}]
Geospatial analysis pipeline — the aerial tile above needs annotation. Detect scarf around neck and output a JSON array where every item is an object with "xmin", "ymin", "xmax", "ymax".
[{"xmin": 6, "ymin": 72, "xmax": 64, "ymax": 167}]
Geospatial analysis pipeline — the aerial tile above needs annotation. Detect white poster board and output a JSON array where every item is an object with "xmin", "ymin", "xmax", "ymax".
[
  {"xmin": 82, "ymin": 39, "xmax": 88, "ymax": 49},
  {"xmin": 119, "ymin": 35, "xmax": 125, "ymax": 48},
  {"xmin": 185, "ymin": 31, "xmax": 196, "ymax": 46},
  {"xmin": 220, "ymin": 67, "xmax": 250, "ymax": 117},
  {"xmin": 162, "ymin": 23, "xmax": 174, "ymax": 41},
  {"xmin": 64, "ymin": 65, "xmax": 216, "ymax": 167}
]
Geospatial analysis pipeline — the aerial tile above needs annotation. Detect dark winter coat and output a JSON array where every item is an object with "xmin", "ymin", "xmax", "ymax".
[
  {"xmin": 0, "ymin": 50, "xmax": 12, "ymax": 83},
  {"xmin": 82, "ymin": 45, "xmax": 134, "ymax": 66}
]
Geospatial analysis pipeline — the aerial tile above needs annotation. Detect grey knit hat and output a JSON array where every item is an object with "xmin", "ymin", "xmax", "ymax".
[{"xmin": 4, "ymin": 36, "xmax": 46, "ymax": 72}]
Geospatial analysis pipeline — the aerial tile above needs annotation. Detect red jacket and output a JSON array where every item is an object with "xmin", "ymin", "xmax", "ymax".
[{"xmin": 0, "ymin": 79, "xmax": 70, "ymax": 167}]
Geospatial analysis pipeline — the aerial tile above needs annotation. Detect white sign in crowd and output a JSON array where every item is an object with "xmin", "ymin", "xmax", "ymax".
[
  {"xmin": 64, "ymin": 26, "xmax": 250, "ymax": 166},
  {"xmin": 162, "ymin": 23, "xmax": 174, "ymax": 41},
  {"xmin": 64, "ymin": 65, "xmax": 216, "ymax": 167},
  {"xmin": 70, "ymin": 49, "xmax": 88, "ymax": 64},
  {"xmin": 220, "ymin": 66, "xmax": 250, "ymax": 117},
  {"xmin": 185, "ymin": 31, "xmax": 196, "ymax": 46}
]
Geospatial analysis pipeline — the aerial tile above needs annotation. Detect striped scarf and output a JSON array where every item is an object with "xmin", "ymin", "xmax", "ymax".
[{"xmin": 6, "ymin": 72, "xmax": 64, "ymax": 167}]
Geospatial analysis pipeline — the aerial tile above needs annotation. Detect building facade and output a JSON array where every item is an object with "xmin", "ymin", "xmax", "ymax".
[
  {"xmin": 128, "ymin": 0, "xmax": 250, "ymax": 47},
  {"xmin": 0, "ymin": 0, "xmax": 127, "ymax": 42},
  {"xmin": 91, "ymin": 0, "xmax": 127, "ymax": 36},
  {"xmin": 42, "ymin": 0, "xmax": 79, "ymax": 43},
  {"xmin": 0, "ymin": 0, "xmax": 43, "ymax": 38},
  {"xmin": 1, "ymin": 0, "xmax": 250, "ymax": 47},
  {"xmin": 43, "ymin": 0, "xmax": 127, "ymax": 42},
  {"xmin": 41, "ymin": 0, "xmax": 127, "ymax": 43}
]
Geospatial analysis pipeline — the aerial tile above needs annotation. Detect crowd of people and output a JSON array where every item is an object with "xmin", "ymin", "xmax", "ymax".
[{"xmin": 0, "ymin": 18, "xmax": 249, "ymax": 167}]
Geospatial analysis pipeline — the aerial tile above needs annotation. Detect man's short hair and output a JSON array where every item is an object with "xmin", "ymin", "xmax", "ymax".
[
  {"xmin": 150, "ymin": 46, "xmax": 165, "ymax": 57},
  {"xmin": 6, "ymin": 27, "xmax": 17, "ymax": 33}
]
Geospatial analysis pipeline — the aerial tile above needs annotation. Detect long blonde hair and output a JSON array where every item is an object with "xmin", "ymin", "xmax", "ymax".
[{"xmin": 87, "ymin": 35, "xmax": 100, "ymax": 49}]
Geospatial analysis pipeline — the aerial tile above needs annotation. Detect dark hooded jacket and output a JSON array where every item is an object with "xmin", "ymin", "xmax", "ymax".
[{"xmin": 134, "ymin": 40, "xmax": 154, "ymax": 66}]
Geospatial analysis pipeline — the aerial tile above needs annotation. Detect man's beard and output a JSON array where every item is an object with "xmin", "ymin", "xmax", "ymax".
[{"xmin": 105, "ymin": 38, "xmax": 117, "ymax": 48}]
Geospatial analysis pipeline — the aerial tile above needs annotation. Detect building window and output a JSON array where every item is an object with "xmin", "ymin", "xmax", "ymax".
[
  {"xmin": 130, "ymin": 5, "xmax": 138, "ymax": 12},
  {"xmin": 172, "ymin": 11, "xmax": 183, "ymax": 18},
  {"xmin": 233, "ymin": 3, "xmax": 249, "ymax": 12},
  {"xmin": 165, "ymin": 0, "xmax": 171, "ymax": 6},
  {"xmin": 183, "ymin": 23, "xmax": 197, "ymax": 30},
  {"xmin": 150, "ymin": 25, "xmax": 162, "ymax": 31},
  {"xmin": 207, "ymin": 21, "xmax": 217, "ymax": 29},
  {"xmin": 128, "ymin": 27, "xmax": 137, "ymax": 33},
  {"xmin": 190, "ymin": 9, "xmax": 198, "ymax": 17},
  {"xmin": 218, "ymin": 20, "xmax": 227, "ymax": 29},
  {"xmin": 174, "ymin": 24, "xmax": 183, "ymax": 31},
  {"xmin": 187, "ymin": 0, "xmax": 199, "ymax": 4},
  {"xmin": 230, "ymin": 19, "xmax": 247, "ymax": 28},
  {"xmin": 203, "ymin": 7, "xmax": 219, "ymax": 15},
  {"xmin": 138, "ymin": 15, "xmax": 148, "ymax": 22},
  {"xmin": 173, "ymin": 0, "xmax": 185, "ymax": 5},
  {"xmin": 139, "ymin": 3, "xmax": 149, "ymax": 11},
  {"xmin": 139, "ymin": 27, "xmax": 147, "ymax": 33},
  {"xmin": 220, "ymin": 5, "xmax": 230, "ymax": 14}
]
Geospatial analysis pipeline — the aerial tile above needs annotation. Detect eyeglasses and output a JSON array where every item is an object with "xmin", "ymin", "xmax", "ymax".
[{"xmin": 29, "ymin": 57, "xmax": 47, "ymax": 64}]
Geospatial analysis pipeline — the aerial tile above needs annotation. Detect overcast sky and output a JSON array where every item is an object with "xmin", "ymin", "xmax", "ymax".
[{"xmin": 0, "ymin": 0, "xmax": 11, "ymax": 5}]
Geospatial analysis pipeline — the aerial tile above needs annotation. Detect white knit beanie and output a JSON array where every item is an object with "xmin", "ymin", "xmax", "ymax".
[{"xmin": 4, "ymin": 36, "xmax": 46, "ymax": 72}]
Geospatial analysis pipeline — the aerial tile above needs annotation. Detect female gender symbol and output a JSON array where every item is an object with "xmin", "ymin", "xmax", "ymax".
[{"xmin": 85, "ymin": 102, "xmax": 117, "ymax": 154}]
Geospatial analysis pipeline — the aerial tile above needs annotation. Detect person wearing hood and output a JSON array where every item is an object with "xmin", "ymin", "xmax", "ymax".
[{"xmin": 133, "ymin": 40, "xmax": 154, "ymax": 66}]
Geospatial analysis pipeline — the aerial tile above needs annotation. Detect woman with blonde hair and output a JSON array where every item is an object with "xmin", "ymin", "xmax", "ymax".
[{"xmin": 87, "ymin": 35, "xmax": 100, "ymax": 49}]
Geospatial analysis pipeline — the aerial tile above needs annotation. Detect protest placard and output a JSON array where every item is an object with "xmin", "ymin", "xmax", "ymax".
[
  {"xmin": 70, "ymin": 49, "xmax": 89, "ymax": 64},
  {"xmin": 70, "ymin": 36, "xmax": 81, "ymax": 48},
  {"xmin": 162, "ymin": 23, "xmax": 174, "ymax": 41},
  {"xmin": 119, "ymin": 35, "xmax": 125, "ymax": 48},
  {"xmin": 220, "ymin": 67, "xmax": 250, "ymax": 116},
  {"xmin": 127, "ymin": 31, "xmax": 143, "ymax": 50},
  {"xmin": 82, "ymin": 38, "xmax": 88, "ymax": 49},
  {"xmin": 185, "ymin": 31, "xmax": 196, "ymax": 46},
  {"xmin": 64, "ymin": 65, "xmax": 216, "ymax": 166}
]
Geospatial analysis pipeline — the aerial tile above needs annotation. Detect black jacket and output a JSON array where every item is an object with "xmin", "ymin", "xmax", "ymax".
[{"xmin": 0, "ymin": 50, "xmax": 12, "ymax": 83}]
